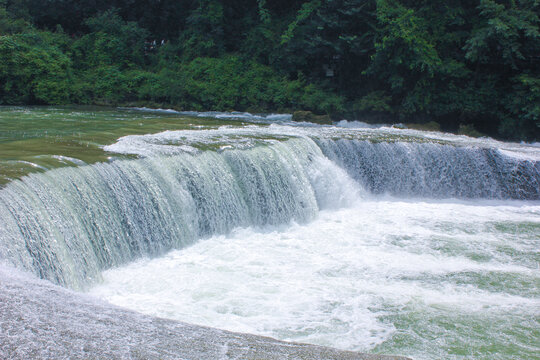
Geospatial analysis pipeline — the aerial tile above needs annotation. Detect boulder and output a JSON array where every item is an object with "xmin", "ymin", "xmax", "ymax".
[{"xmin": 292, "ymin": 111, "xmax": 332, "ymax": 124}]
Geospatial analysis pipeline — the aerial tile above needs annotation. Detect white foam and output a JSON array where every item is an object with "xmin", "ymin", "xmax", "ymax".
[
  {"xmin": 335, "ymin": 120, "xmax": 388, "ymax": 129},
  {"xmin": 104, "ymin": 122, "xmax": 540, "ymax": 163},
  {"xmin": 121, "ymin": 107, "xmax": 293, "ymax": 122},
  {"xmin": 89, "ymin": 199, "xmax": 540, "ymax": 357},
  {"xmin": 121, "ymin": 106, "xmax": 181, "ymax": 114}
]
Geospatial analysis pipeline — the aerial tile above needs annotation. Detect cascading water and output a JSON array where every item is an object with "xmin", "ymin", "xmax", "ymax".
[
  {"xmin": 316, "ymin": 138, "xmax": 540, "ymax": 199},
  {"xmin": 2, "ymin": 132, "xmax": 538, "ymax": 289},
  {"xmin": 0, "ymin": 138, "xmax": 361, "ymax": 289},
  {"xmin": 0, "ymin": 108, "xmax": 538, "ymax": 360}
]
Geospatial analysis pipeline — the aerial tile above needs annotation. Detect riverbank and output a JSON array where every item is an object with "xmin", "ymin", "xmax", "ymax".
[{"xmin": 2, "ymin": 1, "xmax": 539, "ymax": 143}]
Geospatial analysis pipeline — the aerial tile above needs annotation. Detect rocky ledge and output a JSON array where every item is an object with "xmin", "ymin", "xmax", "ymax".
[{"xmin": 0, "ymin": 267, "xmax": 409, "ymax": 360}]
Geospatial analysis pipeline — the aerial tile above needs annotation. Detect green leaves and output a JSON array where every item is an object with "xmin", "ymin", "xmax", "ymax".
[
  {"xmin": 0, "ymin": 0, "xmax": 538, "ymax": 139},
  {"xmin": 371, "ymin": 1, "xmax": 441, "ymax": 77},
  {"xmin": 281, "ymin": 0, "xmax": 321, "ymax": 44},
  {"xmin": 464, "ymin": 0, "xmax": 540, "ymax": 67},
  {"xmin": 181, "ymin": 0, "xmax": 226, "ymax": 60},
  {"xmin": 135, "ymin": 56, "xmax": 343, "ymax": 114},
  {"xmin": 0, "ymin": 32, "xmax": 72, "ymax": 104},
  {"xmin": 72, "ymin": 10, "xmax": 148, "ymax": 69},
  {"xmin": 499, "ymin": 73, "xmax": 540, "ymax": 140},
  {"xmin": 354, "ymin": 91, "xmax": 392, "ymax": 113},
  {"xmin": 0, "ymin": 5, "xmax": 31, "ymax": 34}
]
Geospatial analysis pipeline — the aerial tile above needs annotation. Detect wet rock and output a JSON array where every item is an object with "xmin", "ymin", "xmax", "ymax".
[
  {"xmin": 0, "ymin": 266, "xmax": 410, "ymax": 360},
  {"xmin": 292, "ymin": 111, "xmax": 332, "ymax": 124}
]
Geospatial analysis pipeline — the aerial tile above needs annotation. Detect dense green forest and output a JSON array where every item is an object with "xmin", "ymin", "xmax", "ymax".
[{"xmin": 0, "ymin": 0, "xmax": 538, "ymax": 140}]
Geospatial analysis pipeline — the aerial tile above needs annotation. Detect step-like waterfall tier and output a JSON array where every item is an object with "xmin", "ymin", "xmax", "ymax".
[
  {"xmin": 316, "ymin": 138, "xmax": 540, "ymax": 199},
  {"xmin": 0, "ymin": 137, "xmax": 538, "ymax": 288},
  {"xmin": 0, "ymin": 138, "xmax": 359, "ymax": 288}
]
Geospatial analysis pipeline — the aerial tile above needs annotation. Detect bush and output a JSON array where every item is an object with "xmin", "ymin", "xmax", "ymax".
[
  {"xmin": 133, "ymin": 56, "xmax": 345, "ymax": 114},
  {"xmin": 499, "ymin": 75, "xmax": 540, "ymax": 141},
  {"xmin": 0, "ymin": 32, "xmax": 72, "ymax": 104},
  {"xmin": 71, "ymin": 10, "xmax": 148, "ymax": 70}
]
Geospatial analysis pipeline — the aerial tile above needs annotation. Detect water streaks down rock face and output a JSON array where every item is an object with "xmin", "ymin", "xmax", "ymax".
[
  {"xmin": 0, "ymin": 138, "xmax": 360, "ymax": 288},
  {"xmin": 1, "ymin": 136, "xmax": 539, "ymax": 289},
  {"xmin": 1, "ymin": 109, "xmax": 538, "ymax": 360},
  {"xmin": 316, "ymin": 138, "xmax": 540, "ymax": 199}
]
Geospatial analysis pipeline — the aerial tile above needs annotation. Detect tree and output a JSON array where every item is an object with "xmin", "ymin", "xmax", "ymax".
[
  {"xmin": 180, "ymin": 0, "xmax": 226, "ymax": 60},
  {"xmin": 71, "ymin": 9, "xmax": 148, "ymax": 69},
  {"xmin": 0, "ymin": 32, "xmax": 72, "ymax": 104},
  {"xmin": 464, "ymin": 0, "xmax": 540, "ymax": 139}
]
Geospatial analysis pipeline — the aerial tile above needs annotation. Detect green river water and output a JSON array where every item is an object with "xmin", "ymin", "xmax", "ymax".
[{"xmin": 0, "ymin": 106, "xmax": 538, "ymax": 360}]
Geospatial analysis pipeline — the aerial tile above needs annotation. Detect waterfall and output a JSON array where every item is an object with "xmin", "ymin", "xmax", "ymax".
[
  {"xmin": 0, "ymin": 135, "xmax": 539, "ymax": 289},
  {"xmin": 0, "ymin": 138, "xmax": 359, "ymax": 289},
  {"xmin": 316, "ymin": 138, "xmax": 540, "ymax": 199}
]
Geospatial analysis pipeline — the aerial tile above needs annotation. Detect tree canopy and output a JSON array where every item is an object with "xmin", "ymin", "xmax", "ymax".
[{"xmin": 1, "ymin": 0, "xmax": 538, "ymax": 140}]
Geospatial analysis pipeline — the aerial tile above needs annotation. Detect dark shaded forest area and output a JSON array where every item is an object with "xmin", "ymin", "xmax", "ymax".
[{"xmin": 1, "ymin": 0, "xmax": 538, "ymax": 140}]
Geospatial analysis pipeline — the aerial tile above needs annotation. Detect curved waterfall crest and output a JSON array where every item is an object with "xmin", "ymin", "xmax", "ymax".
[
  {"xmin": 0, "ymin": 135, "xmax": 539, "ymax": 289},
  {"xmin": 0, "ymin": 138, "xmax": 358, "ymax": 288},
  {"xmin": 316, "ymin": 138, "xmax": 540, "ymax": 200}
]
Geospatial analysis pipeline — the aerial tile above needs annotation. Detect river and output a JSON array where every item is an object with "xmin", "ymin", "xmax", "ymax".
[{"xmin": 0, "ymin": 106, "xmax": 538, "ymax": 359}]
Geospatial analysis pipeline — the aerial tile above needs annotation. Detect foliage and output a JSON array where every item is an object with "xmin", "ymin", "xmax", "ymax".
[
  {"xmin": 136, "ymin": 56, "xmax": 344, "ymax": 114},
  {"xmin": 0, "ymin": 0, "xmax": 538, "ymax": 140},
  {"xmin": 180, "ymin": 1, "xmax": 226, "ymax": 60},
  {"xmin": 72, "ymin": 10, "xmax": 148, "ymax": 69},
  {"xmin": 0, "ymin": 5, "xmax": 31, "ymax": 34},
  {"xmin": 0, "ymin": 32, "xmax": 72, "ymax": 104},
  {"xmin": 500, "ymin": 74, "xmax": 540, "ymax": 140}
]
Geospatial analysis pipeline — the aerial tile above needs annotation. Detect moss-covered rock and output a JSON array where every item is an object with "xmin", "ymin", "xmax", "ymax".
[
  {"xmin": 292, "ymin": 111, "xmax": 332, "ymax": 124},
  {"xmin": 458, "ymin": 124, "xmax": 485, "ymax": 138},
  {"xmin": 406, "ymin": 121, "xmax": 441, "ymax": 132}
]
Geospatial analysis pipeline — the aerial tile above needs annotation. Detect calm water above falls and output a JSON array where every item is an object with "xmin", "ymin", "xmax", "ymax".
[{"xmin": 0, "ymin": 106, "xmax": 539, "ymax": 359}]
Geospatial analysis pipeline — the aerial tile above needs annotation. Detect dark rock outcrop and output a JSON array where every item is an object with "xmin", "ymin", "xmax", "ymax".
[{"xmin": 292, "ymin": 110, "xmax": 332, "ymax": 124}]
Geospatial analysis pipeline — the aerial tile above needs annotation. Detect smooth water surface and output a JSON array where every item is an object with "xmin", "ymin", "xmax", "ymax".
[{"xmin": 0, "ymin": 106, "xmax": 248, "ymax": 185}]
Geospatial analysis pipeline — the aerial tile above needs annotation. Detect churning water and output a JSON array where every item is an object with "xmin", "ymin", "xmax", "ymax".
[
  {"xmin": 0, "ymin": 107, "xmax": 539, "ymax": 359},
  {"xmin": 89, "ymin": 200, "xmax": 539, "ymax": 360}
]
